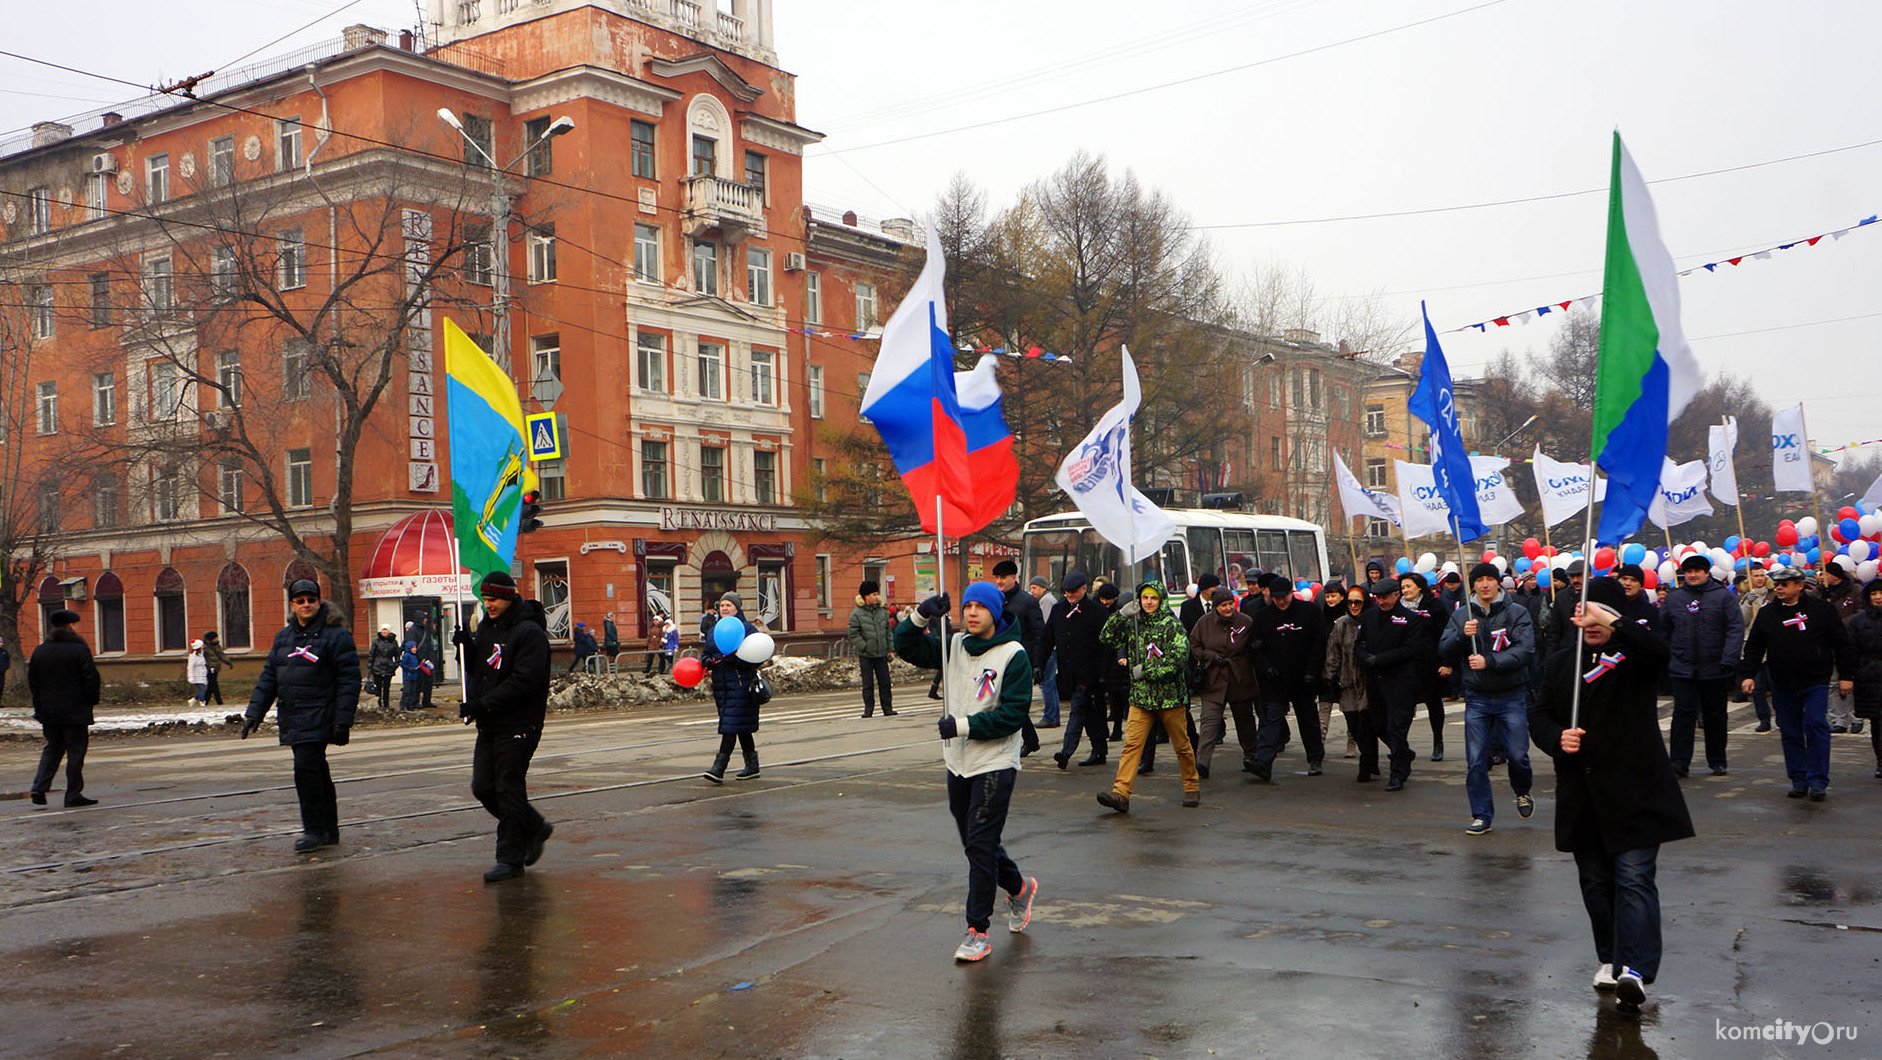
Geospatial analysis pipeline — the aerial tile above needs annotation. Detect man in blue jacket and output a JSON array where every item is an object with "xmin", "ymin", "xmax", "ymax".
[
  {"xmin": 243, "ymin": 580, "xmax": 361, "ymax": 852},
  {"xmin": 1658, "ymin": 554, "xmax": 1744, "ymax": 777},
  {"xmin": 1441, "ymin": 563, "xmax": 1536, "ymax": 835}
]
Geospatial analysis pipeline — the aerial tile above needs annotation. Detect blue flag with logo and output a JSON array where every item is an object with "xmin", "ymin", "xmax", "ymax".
[{"xmin": 1407, "ymin": 303, "xmax": 1486, "ymax": 542}]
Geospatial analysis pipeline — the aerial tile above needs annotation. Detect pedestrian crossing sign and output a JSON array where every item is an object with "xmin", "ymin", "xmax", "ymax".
[{"xmin": 526, "ymin": 412, "xmax": 566, "ymax": 462}]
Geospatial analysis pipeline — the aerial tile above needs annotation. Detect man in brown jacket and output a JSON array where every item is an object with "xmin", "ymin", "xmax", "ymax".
[{"xmin": 1188, "ymin": 587, "xmax": 1259, "ymax": 779}]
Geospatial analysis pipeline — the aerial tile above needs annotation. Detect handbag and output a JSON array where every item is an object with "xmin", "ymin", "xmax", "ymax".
[
  {"xmin": 1184, "ymin": 651, "xmax": 1209, "ymax": 694},
  {"xmin": 751, "ymin": 671, "xmax": 772, "ymax": 706}
]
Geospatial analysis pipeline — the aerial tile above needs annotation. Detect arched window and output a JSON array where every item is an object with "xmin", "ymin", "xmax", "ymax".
[
  {"xmin": 38, "ymin": 574, "xmax": 64, "ymax": 636},
  {"xmin": 153, "ymin": 566, "xmax": 187, "ymax": 652},
  {"xmin": 94, "ymin": 572, "xmax": 125, "ymax": 653},
  {"xmin": 217, "ymin": 562, "xmax": 251, "ymax": 649}
]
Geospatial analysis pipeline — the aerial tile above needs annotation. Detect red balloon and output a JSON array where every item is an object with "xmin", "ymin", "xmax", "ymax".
[
  {"xmin": 671, "ymin": 657, "xmax": 706, "ymax": 689},
  {"xmin": 1594, "ymin": 546, "xmax": 1617, "ymax": 570},
  {"xmin": 1839, "ymin": 506, "xmax": 1859, "ymax": 521},
  {"xmin": 1481, "ymin": 551, "xmax": 1498, "ymax": 562},
  {"xmin": 1541, "ymin": 545, "xmax": 1557, "ymax": 558},
  {"xmin": 1522, "ymin": 538, "xmax": 1542, "ymax": 560},
  {"xmin": 1831, "ymin": 526, "xmax": 1847, "ymax": 543},
  {"xmin": 1776, "ymin": 526, "xmax": 1800, "ymax": 547},
  {"xmin": 1642, "ymin": 569, "xmax": 1658, "ymax": 589},
  {"xmin": 1753, "ymin": 541, "xmax": 1771, "ymax": 557}
]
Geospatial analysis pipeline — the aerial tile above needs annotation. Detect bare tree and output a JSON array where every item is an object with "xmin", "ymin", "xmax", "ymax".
[
  {"xmin": 0, "ymin": 274, "xmax": 69, "ymax": 662},
  {"xmin": 1534, "ymin": 308, "xmax": 1600, "ymax": 410}
]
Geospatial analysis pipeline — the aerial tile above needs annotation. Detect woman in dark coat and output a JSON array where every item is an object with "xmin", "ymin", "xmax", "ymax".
[
  {"xmin": 242, "ymin": 580, "xmax": 362, "ymax": 852},
  {"xmin": 1530, "ymin": 579, "xmax": 1693, "ymax": 1008},
  {"xmin": 1844, "ymin": 578, "xmax": 1882, "ymax": 778},
  {"xmin": 700, "ymin": 592, "xmax": 764, "ymax": 783}
]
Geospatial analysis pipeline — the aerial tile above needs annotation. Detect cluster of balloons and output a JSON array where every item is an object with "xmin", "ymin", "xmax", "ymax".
[{"xmin": 671, "ymin": 618, "xmax": 776, "ymax": 689}]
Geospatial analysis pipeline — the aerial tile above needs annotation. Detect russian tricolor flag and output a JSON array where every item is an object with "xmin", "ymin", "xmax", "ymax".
[{"xmin": 859, "ymin": 229, "xmax": 1017, "ymax": 536}]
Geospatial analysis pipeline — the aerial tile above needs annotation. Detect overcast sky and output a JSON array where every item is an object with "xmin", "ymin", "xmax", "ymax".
[{"xmin": 5, "ymin": 0, "xmax": 1876, "ymax": 464}]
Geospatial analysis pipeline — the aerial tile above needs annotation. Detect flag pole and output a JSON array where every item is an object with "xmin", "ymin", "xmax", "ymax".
[
  {"xmin": 1799, "ymin": 402, "xmax": 1825, "ymax": 576},
  {"xmin": 450, "ymin": 511, "xmax": 470, "ymax": 705},
  {"xmin": 1569, "ymin": 468, "xmax": 1599, "ymax": 732},
  {"xmin": 1348, "ymin": 514, "xmax": 1362, "ymax": 586},
  {"xmin": 1726, "ymin": 418, "xmax": 1749, "ymax": 549},
  {"xmin": 935, "ymin": 495, "xmax": 953, "ymax": 745}
]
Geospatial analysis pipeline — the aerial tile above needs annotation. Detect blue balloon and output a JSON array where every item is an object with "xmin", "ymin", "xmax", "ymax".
[
  {"xmin": 1808, "ymin": 547, "xmax": 1822, "ymax": 565},
  {"xmin": 1723, "ymin": 536, "xmax": 1740, "ymax": 553},
  {"xmin": 1621, "ymin": 543, "xmax": 1646, "ymax": 565},
  {"xmin": 1840, "ymin": 518, "xmax": 1861, "ymax": 541},
  {"xmin": 713, "ymin": 615, "xmax": 747, "ymax": 655},
  {"xmin": 1735, "ymin": 557, "xmax": 1753, "ymax": 570},
  {"xmin": 1514, "ymin": 557, "xmax": 1532, "ymax": 574},
  {"xmin": 1396, "ymin": 557, "xmax": 1412, "ymax": 575},
  {"xmin": 1536, "ymin": 568, "xmax": 1552, "ymax": 590},
  {"xmin": 1803, "ymin": 534, "xmax": 1820, "ymax": 551}
]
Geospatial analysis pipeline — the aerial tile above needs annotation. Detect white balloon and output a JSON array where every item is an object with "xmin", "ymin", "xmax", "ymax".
[
  {"xmin": 1861, "ymin": 560, "xmax": 1880, "ymax": 582},
  {"xmin": 1186, "ymin": 583, "xmax": 1199, "ymax": 599},
  {"xmin": 1658, "ymin": 560, "xmax": 1677, "ymax": 581},
  {"xmin": 1862, "ymin": 513, "xmax": 1882, "ymax": 537},
  {"xmin": 1849, "ymin": 540, "xmax": 1872, "ymax": 563},
  {"xmin": 1416, "ymin": 552, "xmax": 1438, "ymax": 573},
  {"xmin": 734, "ymin": 631, "xmax": 776, "ymax": 664},
  {"xmin": 1709, "ymin": 547, "xmax": 1732, "ymax": 569},
  {"xmin": 1797, "ymin": 517, "xmax": 1819, "ymax": 537},
  {"xmin": 1690, "ymin": 540, "xmax": 1708, "ymax": 555},
  {"xmin": 1440, "ymin": 560, "xmax": 1459, "ymax": 574},
  {"xmin": 1491, "ymin": 556, "xmax": 1508, "ymax": 573}
]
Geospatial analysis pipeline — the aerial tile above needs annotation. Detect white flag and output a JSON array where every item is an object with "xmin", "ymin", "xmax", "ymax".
[
  {"xmin": 1395, "ymin": 462, "xmax": 1454, "ymax": 539},
  {"xmin": 1531, "ymin": 448, "xmax": 1608, "ymax": 528},
  {"xmin": 1862, "ymin": 470, "xmax": 1882, "ymax": 513},
  {"xmin": 1470, "ymin": 455, "xmax": 1526, "ymax": 526},
  {"xmin": 1054, "ymin": 347, "xmax": 1175, "ymax": 565},
  {"xmin": 1708, "ymin": 417, "xmax": 1739, "ymax": 506},
  {"xmin": 1772, "ymin": 404, "xmax": 1813, "ymax": 493},
  {"xmin": 1333, "ymin": 451, "xmax": 1401, "ymax": 526},
  {"xmin": 1648, "ymin": 458, "xmax": 1714, "ymax": 529}
]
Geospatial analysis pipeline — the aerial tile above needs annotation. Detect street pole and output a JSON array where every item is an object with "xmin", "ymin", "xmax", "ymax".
[{"xmin": 492, "ymin": 175, "xmax": 511, "ymax": 373}]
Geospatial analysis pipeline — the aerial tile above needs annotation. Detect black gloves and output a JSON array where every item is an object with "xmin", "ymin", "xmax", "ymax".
[
  {"xmin": 453, "ymin": 629, "xmax": 472, "ymax": 648},
  {"xmin": 330, "ymin": 727, "xmax": 350, "ymax": 746},
  {"xmin": 239, "ymin": 716, "xmax": 260, "ymax": 739},
  {"xmin": 936, "ymin": 714, "xmax": 959, "ymax": 739},
  {"xmin": 1258, "ymin": 662, "xmax": 1282, "ymax": 685},
  {"xmin": 917, "ymin": 594, "xmax": 952, "ymax": 621},
  {"xmin": 1209, "ymin": 651, "xmax": 1226, "ymax": 667},
  {"xmin": 1302, "ymin": 675, "xmax": 1321, "ymax": 696},
  {"xmin": 459, "ymin": 699, "xmax": 481, "ymax": 726}
]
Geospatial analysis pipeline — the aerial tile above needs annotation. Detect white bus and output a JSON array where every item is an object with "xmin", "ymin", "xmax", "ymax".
[{"xmin": 1020, "ymin": 510, "xmax": 1332, "ymax": 595}]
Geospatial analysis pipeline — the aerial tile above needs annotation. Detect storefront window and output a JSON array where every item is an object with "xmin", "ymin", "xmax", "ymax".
[{"xmin": 536, "ymin": 561, "xmax": 570, "ymax": 641}]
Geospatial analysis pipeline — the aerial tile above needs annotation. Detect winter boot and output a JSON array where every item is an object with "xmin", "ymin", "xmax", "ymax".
[
  {"xmin": 703, "ymin": 751, "xmax": 731, "ymax": 784},
  {"xmin": 735, "ymin": 750, "xmax": 761, "ymax": 781}
]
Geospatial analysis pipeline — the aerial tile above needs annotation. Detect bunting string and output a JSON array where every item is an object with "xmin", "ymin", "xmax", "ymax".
[{"xmin": 789, "ymin": 326, "xmax": 1075, "ymax": 362}]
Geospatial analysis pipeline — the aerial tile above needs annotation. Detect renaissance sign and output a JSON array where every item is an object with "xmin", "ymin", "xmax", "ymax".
[{"xmin": 659, "ymin": 507, "xmax": 778, "ymax": 533}]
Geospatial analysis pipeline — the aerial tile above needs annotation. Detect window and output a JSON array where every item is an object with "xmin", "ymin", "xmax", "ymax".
[
  {"xmin": 700, "ymin": 444, "xmax": 725, "ymax": 502},
  {"xmin": 692, "ymin": 240, "xmax": 717, "ymax": 295},
  {"xmin": 536, "ymin": 458, "xmax": 566, "ymax": 501},
  {"xmin": 462, "ymin": 223, "xmax": 492, "ymax": 285},
  {"xmin": 1291, "ymin": 368, "xmax": 1304, "ymax": 408},
  {"xmin": 536, "ymin": 561, "xmax": 570, "ymax": 641},
  {"xmin": 746, "ymin": 246, "xmax": 771, "ymax": 305},
  {"xmin": 743, "ymin": 150, "xmax": 766, "ymax": 201},
  {"xmin": 641, "ymin": 440, "xmax": 669, "ymax": 499},
  {"xmin": 219, "ymin": 460, "xmax": 244, "ymax": 514},
  {"xmin": 1365, "ymin": 457, "xmax": 1388, "ymax": 489},
  {"xmin": 805, "ymin": 271, "xmax": 822, "ymax": 323},
  {"xmin": 217, "ymin": 562, "xmax": 251, "ymax": 649},
  {"xmin": 282, "ymin": 342, "xmax": 311, "ymax": 400},
  {"xmin": 215, "ymin": 350, "xmax": 242, "ymax": 407},
  {"xmin": 630, "ymin": 119, "xmax": 656, "ymax": 178},
  {"xmin": 812, "ymin": 456, "xmax": 827, "ymax": 502},
  {"xmin": 635, "ymin": 331, "xmax": 666, "ymax": 392},
  {"xmin": 27, "ymin": 186, "xmax": 51, "ymax": 234},
  {"xmin": 146, "ymin": 154, "xmax": 169, "ymax": 203},
  {"xmin": 93, "ymin": 476, "xmax": 119, "ymax": 530},
  {"xmin": 38, "ymin": 484, "xmax": 60, "ymax": 534},
  {"xmin": 84, "ymin": 174, "xmax": 108, "ymax": 220},
  {"xmin": 88, "ymin": 273, "xmax": 111, "ymax": 326},
  {"xmin": 277, "ymin": 228, "xmax": 306, "ymax": 289},
  {"xmin": 143, "ymin": 254, "xmax": 173, "ymax": 314},
  {"xmin": 531, "ymin": 334, "xmax": 560, "ymax": 402},
  {"xmin": 154, "ymin": 567, "xmax": 187, "ymax": 652},
  {"xmin": 1330, "ymin": 385, "xmax": 1345, "ymax": 421},
  {"xmin": 94, "ymin": 572, "xmax": 125, "ymax": 652},
  {"xmin": 527, "ymin": 223, "xmax": 556, "ymax": 283},
  {"xmin": 523, "ymin": 116, "xmax": 555, "ymax": 176},
  {"xmin": 807, "ymin": 364, "xmax": 825, "ymax": 419},
  {"xmin": 460, "ymin": 114, "xmax": 493, "ymax": 168},
  {"xmin": 756, "ymin": 566, "xmax": 784, "ymax": 629},
  {"xmin": 1308, "ymin": 368, "xmax": 1322, "ymax": 411},
  {"xmin": 1269, "ymin": 435, "xmax": 1283, "ymax": 471},
  {"xmin": 753, "ymin": 450, "xmax": 776, "ymax": 505},
  {"xmin": 1364, "ymin": 404, "xmax": 1387, "ymax": 438},
  {"xmin": 210, "ymin": 135, "xmax": 235, "ymax": 186},
  {"xmin": 277, "ymin": 118, "xmax": 302, "ymax": 171},
  {"xmin": 287, "ymin": 448, "xmax": 313, "ymax": 507},
  {"xmin": 210, "ymin": 243, "xmax": 238, "ymax": 300},
  {"xmin": 149, "ymin": 362, "xmax": 183, "ymax": 421},
  {"xmin": 691, "ymin": 134, "xmax": 715, "ymax": 176},
  {"xmin": 633, "ymin": 223, "xmax": 661, "ymax": 283},
  {"xmin": 28, "ymin": 283, "xmax": 53, "ymax": 339},
  {"xmin": 857, "ymin": 371, "xmax": 872, "ymax": 423},
  {"xmin": 696, "ymin": 341, "xmax": 724, "ymax": 400},
  {"xmin": 749, "ymin": 349, "xmax": 775, "ymax": 405},
  {"xmin": 854, "ymin": 282, "xmax": 878, "ymax": 329},
  {"xmin": 152, "ymin": 464, "xmax": 182, "ymax": 522},
  {"xmin": 815, "ymin": 554, "xmax": 832, "ymax": 611},
  {"xmin": 93, "ymin": 372, "xmax": 116, "ymax": 426},
  {"xmin": 35, "ymin": 382, "xmax": 56, "ymax": 435}
]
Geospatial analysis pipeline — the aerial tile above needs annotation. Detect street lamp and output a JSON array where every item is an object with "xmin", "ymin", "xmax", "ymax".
[{"xmin": 438, "ymin": 108, "xmax": 575, "ymax": 376}]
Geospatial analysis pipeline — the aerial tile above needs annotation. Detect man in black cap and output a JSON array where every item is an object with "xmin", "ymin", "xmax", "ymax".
[
  {"xmin": 1042, "ymin": 571, "xmax": 1110, "ymax": 768},
  {"xmin": 464, "ymin": 570, "xmax": 554, "ymax": 881},
  {"xmin": 1180, "ymin": 573, "xmax": 1221, "ymax": 633},
  {"xmin": 1658, "ymin": 553, "xmax": 1743, "ymax": 777},
  {"xmin": 27, "ymin": 609, "xmax": 102, "ymax": 807},
  {"xmin": 1247, "ymin": 572, "xmax": 1329, "ymax": 779},
  {"xmin": 243, "ymin": 579, "xmax": 361, "ymax": 851},
  {"xmin": 847, "ymin": 579, "xmax": 897, "ymax": 718},
  {"xmin": 1355, "ymin": 578, "xmax": 1427, "ymax": 790},
  {"xmin": 1543, "ymin": 560, "xmax": 1589, "ymax": 659},
  {"xmin": 1613, "ymin": 564, "xmax": 1660, "ymax": 630},
  {"xmin": 1739, "ymin": 565, "xmax": 1856, "ymax": 800}
]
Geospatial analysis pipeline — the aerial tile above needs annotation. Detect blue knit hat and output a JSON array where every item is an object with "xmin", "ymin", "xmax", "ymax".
[{"xmin": 960, "ymin": 581, "xmax": 1009, "ymax": 631}]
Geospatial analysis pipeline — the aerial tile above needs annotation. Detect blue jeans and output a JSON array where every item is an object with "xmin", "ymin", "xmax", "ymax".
[
  {"xmin": 1463, "ymin": 689, "xmax": 1532, "ymax": 821},
  {"xmin": 947, "ymin": 768, "xmax": 1024, "ymax": 932},
  {"xmin": 1770, "ymin": 683, "xmax": 1832, "ymax": 789},
  {"xmin": 1574, "ymin": 844, "xmax": 1664, "ymax": 982},
  {"xmin": 1039, "ymin": 655, "xmax": 1061, "ymax": 725}
]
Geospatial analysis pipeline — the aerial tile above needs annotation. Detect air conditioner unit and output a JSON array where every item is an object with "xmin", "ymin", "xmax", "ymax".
[
  {"xmin": 783, "ymin": 252, "xmax": 805, "ymax": 272},
  {"xmin": 90, "ymin": 153, "xmax": 118, "ymax": 174},
  {"xmin": 204, "ymin": 408, "xmax": 232, "ymax": 430}
]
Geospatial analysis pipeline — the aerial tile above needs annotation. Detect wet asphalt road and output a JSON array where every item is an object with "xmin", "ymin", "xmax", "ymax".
[{"xmin": 2, "ymin": 688, "xmax": 1878, "ymax": 1059}]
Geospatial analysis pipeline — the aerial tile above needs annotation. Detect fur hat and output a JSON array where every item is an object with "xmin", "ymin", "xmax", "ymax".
[
  {"xmin": 1678, "ymin": 553, "xmax": 1713, "ymax": 573},
  {"xmin": 1209, "ymin": 586, "xmax": 1236, "ymax": 605},
  {"xmin": 49, "ymin": 609, "xmax": 80, "ymax": 626},
  {"xmin": 1096, "ymin": 582, "xmax": 1121, "ymax": 602},
  {"xmin": 1615, "ymin": 563, "xmax": 1645, "ymax": 582},
  {"xmin": 858, "ymin": 579, "xmax": 881, "ymax": 597}
]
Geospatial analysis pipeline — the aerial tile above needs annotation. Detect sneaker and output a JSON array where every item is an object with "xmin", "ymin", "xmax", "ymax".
[
  {"xmin": 1006, "ymin": 877, "xmax": 1038, "ymax": 932},
  {"xmin": 953, "ymin": 929, "xmax": 992, "ymax": 962},
  {"xmin": 1246, "ymin": 759, "xmax": 1272, "ymax": 782},
  {"xmin": 1614, "ymin": 966, "xmax": 1646, "ymax": 1006},
  {"xmin": 1853, "ymin": 720, "xmax": 1866, "ymax": 735},
  {"xmin": 1384, "ymin": 777, "xmax": 1405, "ymax": 792},
  {"xmin": 1465, "ymin": 818, "xmax": 1492, "ymax": 836},
  {"xmin": 1592, "ymin": 963, "xmax": 1618, "ymax": 991},
  {"xmin": 1808, "ymin": 786, "xmax": 1828, "ymax": 802},
  {"xmin": 1196, "ymin": 763, "xmax": 1210, "ymax": 780},
  {"xmin": 1096, "ymin": 791, "xmax": 1130, "ymax": 814},
  {"xmin": 1671, "ymin": 764, "xmax": 1690, "ymax": 779},
  {"xmin": 1307, "ymin": 760, "xmax": 1323, "ymax": 776},
  {"xmin": 1710, "ymin": 765, "xmax": 1729, "ymax": 776}
]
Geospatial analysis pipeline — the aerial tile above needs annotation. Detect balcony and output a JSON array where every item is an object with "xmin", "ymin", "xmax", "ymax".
[{"xmin": 683, "ymin": 174, "xmax": 764, "ymax": 242}]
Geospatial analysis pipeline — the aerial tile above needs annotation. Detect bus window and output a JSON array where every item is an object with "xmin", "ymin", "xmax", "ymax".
[
  {"xmin": 1288, "ymin": 530, "xmax": 1324, "ymax": 584},
  {"xmin": 1223, "ymin": 529, "xmax": 1256, "ymax": 592},
  {"xmin": 1186, "ymin": 527, "xmax": 1223, "ymax": 585},
  {"xmin": 1024, "ymin": 531, "xmax": 1078, "ymax": 591},
  {"xmin": 1147, "ymin": 540, "xmax": 1187, "ymax": 589},
  {"xmin": 1257, "ymin": 530, "xmax": 1291, "ymax": 580}
]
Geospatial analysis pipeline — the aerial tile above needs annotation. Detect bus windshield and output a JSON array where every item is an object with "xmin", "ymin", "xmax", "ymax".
[{"xmin": 1023, "ymin": 527, "xmax": 1186, "ymax": 592}]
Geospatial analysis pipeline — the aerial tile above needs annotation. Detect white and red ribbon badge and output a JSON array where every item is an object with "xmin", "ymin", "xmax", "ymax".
[
  {"xmin": 975, "ymin": 667, "xmax": 999, "ymax": 700},
  {"xmin": 1582, "ymin": 651, "xmax": 1625, "ymax": 683},
  {"xmin": 288, "ymin": 646, "xmax": 320, "ymax": 663},
  {"xmin": 487, "ymin": 645, "xmax": 504, "ymax": 669}
]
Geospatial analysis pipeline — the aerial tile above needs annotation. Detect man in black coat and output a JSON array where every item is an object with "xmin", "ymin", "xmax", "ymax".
[
  {"xmin": 992, "ymin": 560, "xmax": 1044, "ymax": 754},
  {"xmin": 1355, "ymin": 579, "xmax": 1427, "ymax": 790},
  {"xmin": 1043, "ymin": 572, "xmax": 1110, "ymax": 769},
  {"xmin": 1179, "ymin": 573, "xmax": 1220, "ymax": 633},
  {"xmin": 464, "ymin": 570, "xmax": 554, "ymax": 881},
  {"xmin": 1658, "ymin": 553, "xmax": 1744, "ymax": 777},
  {"xmin": 1738, "ymin": 565, "xmax": 1857, "ymax": 800},
  {"xmin": 1530, "ymin": 577, "xmax": 1693, "ymax": 1008},
  {"xmin": 27, "ymin": 610, "xmax": 102, "ymax": 807},
  {"xmin": 1399, "ymin": 572, "xmax": 1448, "ymax": 762},
  {"xmin": 243, "ymin": 580, "xmax": 361, "ymax": 851},
  {"xmin": 1247, "ymin": 574, "xmax": 1329, "ymax": 780}
]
